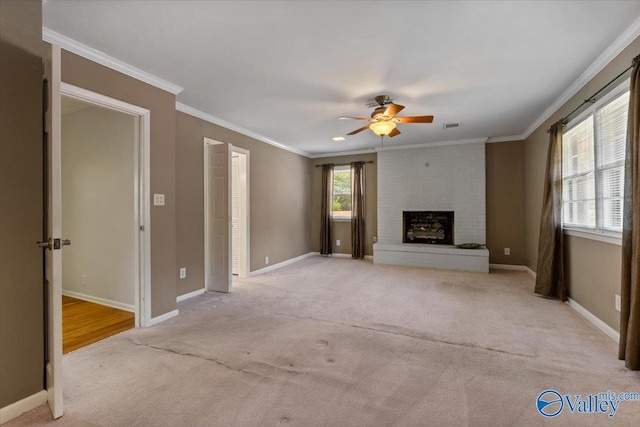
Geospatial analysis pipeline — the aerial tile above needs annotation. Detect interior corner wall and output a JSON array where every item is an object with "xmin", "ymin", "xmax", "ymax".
[
  {"xmin": 486, "ymin": 141, "xmax": 527, "ymax": 265},
  {"xmin": 309, "ymin": 153, "xmax": 377, "ymax": 256},
  {"xmin": 62, "ymin": 106, "xmax": 136, "ymax": 307},
  {"xmin": 175, "ymin": 111, "xmax": 312, "ymax": 297},
  {"xmin": 524, "ymin": 35, "xmax": 640, "ymax": 332},
  {"xmin": 60, "ymin": 49, "xmax": 178, "ymax": 318}
]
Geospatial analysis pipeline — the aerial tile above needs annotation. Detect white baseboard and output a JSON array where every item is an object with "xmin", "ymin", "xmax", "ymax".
[
  {"xmin": 177, "ymin": 288, "xmax": 205, "ymax": 302},
  {"xmin": 0, "ymin": 390, "xmax": 47, "ymax": 425},
  {"xmin": 147, "ymin": 309, "xmax": 179, "ymax": 327},
  {"xmin": 489, "ymin": 263, "xmax": 528, "ymax": 271},
  {"xmin": 62, "ymin": 289, "xmax": 135, "ymax": 313},
  {"xmin": 311, "ymin": 251, "xmax": 373, "ymax": 260},
  {"xmin": 249, "ymin": 252, "xmax": 315, "ymax": 277},
  {"xmin": 567, "ymin": 298, "xmax": 620, "ymax": 343},
  {"xmin": 525, "ymin": 267, "xmax": 537, "ymax": 278},
  {"xmin": 327, "ymin": 253, "xmax": 373, "ymax": 260}
]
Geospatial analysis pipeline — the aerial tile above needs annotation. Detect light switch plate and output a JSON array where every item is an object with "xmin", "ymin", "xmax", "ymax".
[{"xmin": 154, "ymin": 194, "xmax": 165, "ymax": 206}]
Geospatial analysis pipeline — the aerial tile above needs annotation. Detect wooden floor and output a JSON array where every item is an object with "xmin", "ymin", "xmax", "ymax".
[{"xmin": 63, "ymin": 296, "xmax": 135, "ymax": 354}]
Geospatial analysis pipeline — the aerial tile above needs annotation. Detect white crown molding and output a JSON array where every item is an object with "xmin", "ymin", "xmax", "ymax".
[
  {"xmin": 486, "ymin": 134, "xmax": 526, "ymax": 143},
  {"xmin": 309, "ymin": 147, "xmax": 378, "ymax": 159},
  {"xmin": 522, "ymin": 15, "xmax": 640, "ymax": 140},
  {"xmin": 176, "ymin": 102, "xmax": 310, "ymax": 158},
  {"xmin": 42, "ymin": 28, "xmax": 183, "ymax": 95},
  {"xmin": 374, "ymin": 137, "xmax": 489, "ymax": 152}
]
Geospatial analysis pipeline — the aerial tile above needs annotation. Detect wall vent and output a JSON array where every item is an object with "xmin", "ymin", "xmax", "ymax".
[{"xmin": 443, "ymin": 122, "xmax": 460, "ymax": 129}]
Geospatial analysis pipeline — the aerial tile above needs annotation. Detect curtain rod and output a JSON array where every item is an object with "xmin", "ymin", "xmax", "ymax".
[
  {"xmin": 314, "ymin": 161, "xmax": 374, "ymax": 168},
  {"xmin": 551, "ymin": 61, "xmax": 635, "ymax": 131}
]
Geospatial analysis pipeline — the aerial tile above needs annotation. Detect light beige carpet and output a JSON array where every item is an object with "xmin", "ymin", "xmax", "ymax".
[{"xmin": 9, "ymin": 256, "xmax": 640, "ymax": 426}]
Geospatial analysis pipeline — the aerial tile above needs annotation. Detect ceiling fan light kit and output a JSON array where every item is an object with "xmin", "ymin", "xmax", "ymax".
[{"xmin": 369, "ymin": 120, "xmax": 396, "ymax": 136}]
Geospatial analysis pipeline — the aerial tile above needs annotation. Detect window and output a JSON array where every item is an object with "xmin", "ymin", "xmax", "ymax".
[
  {"xmin": 332, "ymin": 166, "xmax": 351, "ymax": 220},
  {"xmin": 562, "ymin": 84, "xmax": 629, "ymax": 234}
]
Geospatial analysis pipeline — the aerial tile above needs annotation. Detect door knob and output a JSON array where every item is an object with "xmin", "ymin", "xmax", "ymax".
[{"xmin": 36, "ymin": 238, "xmax": 71, "ymax": 250}]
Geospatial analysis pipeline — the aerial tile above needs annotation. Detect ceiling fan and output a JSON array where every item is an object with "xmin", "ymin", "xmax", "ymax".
[{"xmin": 339, "ymin": 95, "xmax": 434, "ymax": 138}]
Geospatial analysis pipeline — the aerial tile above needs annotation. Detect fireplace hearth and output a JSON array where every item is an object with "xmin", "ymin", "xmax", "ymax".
[{"xmin": 403, "ymin": 211, "xmax": 454, "ymax": 245}]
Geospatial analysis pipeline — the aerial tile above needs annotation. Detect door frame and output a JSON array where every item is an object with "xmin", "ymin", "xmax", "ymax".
[
  {"xmin": 60, "ymin": 82, "xmax": 151, "ymax": 327},
  {"xmin": 231, "ymin": 146, "xmax": 250, "ymax": 278},
  {"xmin": 204, "ymin": 138, "xmax": 250, "ymax": 291}
]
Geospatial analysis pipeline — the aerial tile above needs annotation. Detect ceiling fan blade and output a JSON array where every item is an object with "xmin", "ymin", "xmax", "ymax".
[
  {"xmin": 347, "ymin": 124, "xmax": 371, "ymax": 136},
  {"xmin": 395, "ymin": 115, "xmax": 434, "ymax": 123},
  {"xmin": 389, "ymin": 128, "xmax": 401, "ymax": 138},
  {"xmin": 339, "ymin": 116, "xmax": 371, "ymax": 121},
  {"xmin": 383, "ymin": 103, "xmax": 405, "ymax": 118}
]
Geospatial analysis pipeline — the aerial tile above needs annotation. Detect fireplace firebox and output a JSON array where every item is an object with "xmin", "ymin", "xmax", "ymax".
[{"xmin": 403, "ymin": 211, "xmax": 454, "ymax": 245}]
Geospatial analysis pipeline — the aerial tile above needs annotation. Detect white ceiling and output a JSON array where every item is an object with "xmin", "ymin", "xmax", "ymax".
[{"xmin": 43, "ymin": 1, "xmax": 640, "ymax": 156}]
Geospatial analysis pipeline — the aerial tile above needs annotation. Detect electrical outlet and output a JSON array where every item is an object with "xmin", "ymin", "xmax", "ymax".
[
  {"xmin": 179, "ymin": 268, "xmax": 186, "ymax": 279},
  {"xmin": 265, "ymin": 256, "xmax": 269, "ymax": 265},
  {"xmin": 336, "ymin": 239, "xmax": 341, "ymax": 246},
  {"xmin": 153, "ymin": 193, "xmax": 165, "ymax": 206},
  {"xmin": 615, "ymin": 294, "xmax": 621, "ymax": 312},
  {"xmin": 82, "ymin": 274, "xmax": 87, "ymax": 287},
  {"xmin": 504, "ymin": 248, "xmax": 511, "ymax": 256}
]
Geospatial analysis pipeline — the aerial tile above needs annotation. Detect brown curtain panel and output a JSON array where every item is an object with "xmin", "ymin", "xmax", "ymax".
[
  {"xmin": 351, "ymin": 162, "xmax": 365, "ymax": 259},
  {"xmin": 320, "ymin": 164, "xmax": 333, "ymax": 255},
  {"xmin": 535, "ymin": 120, "xmax": 566, "ymax": 301},
  {"xmin": 619, "ymin": 54, "xmax": 640, "ymax": 370}
]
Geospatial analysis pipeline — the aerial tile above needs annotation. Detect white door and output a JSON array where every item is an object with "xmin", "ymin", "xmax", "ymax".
[
  {"xmin": 231, "ymin": 155, "xmax": 240, "ymax": 275},
  {"xmin": 207, "ymin": 142, "xmax": 231, "ymax": 292},
  {"xmin": 43, "ymin": 43, "xmax": 63, "ymax": 419}
]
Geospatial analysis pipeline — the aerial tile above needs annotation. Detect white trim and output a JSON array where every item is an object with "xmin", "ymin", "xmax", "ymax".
[
  {"xmin": 312, "ymin": 137, "xmax": 490, "ymax": 158},
  {"xmin": 177, "ymin": 288, "xmax": 206, "ymax": 303},
  {"xmin": 522, "ymin": 16, "xmax": 640, "ymax": 140},
  {"xmin": 309, "ymin": 147, "xmax": 378, "ymax": 158},
  {"xmin": 43, "ymin": 29, "xmax": 182, "ymax": 95},
  {"xmin": 147, "ymin": 309, "xmax": 179, "ymax": 327},
  {"xmin": 249, "ymin": 252, "xmax": 316, "ymax": 277},
  {"xmin": 567, "ymin": 298, "xmax": 620, "ymax": 343},
  {"xmin": 525, "ymin": 267, "xmax": 537, "ymax": 278},
  {"xmin": 230, "ymin": 146, "xmax": 251, "ymax": 278},
  {"xmin": 486, "ymin": 135, "xmax": 525, "ymax": 143},
  {"xmin": 177, "ymin": 102, "xmax": 309, "ymax": 157},
  {"xmin": 489, "ymin": 264, "xmax": 529, "ymax": 271},
  {"xmin": 374, "ymin": 137, "xmax": 488, "ymax": 152},
  {"xmin": 62, "ymin": 290, "xmax": 135, "ymax": 313},
  {"xmin": 564, "ymin": 228, "xmax": 622, "ymax": 246},
  {"xmin": 317, "ymin": 252, "xmax": 374, "ymax": 260},
  {"xmin": 0, "ymin": 390, "xmax": 48, "ymax": 425},
  {"xmin": 60, "ymin": 82, "xmax": 151, "ymax": 328}
]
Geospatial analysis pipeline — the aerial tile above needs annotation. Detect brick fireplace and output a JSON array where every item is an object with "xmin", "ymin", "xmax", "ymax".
[{"xmin": 373, "ymin": 142, "xmax": 489, "ymax": 273}]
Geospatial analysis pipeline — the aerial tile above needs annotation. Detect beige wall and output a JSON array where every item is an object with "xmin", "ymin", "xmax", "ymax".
[
  {"xmin": 62, "ymin": 105, "xmax": 136, "ymax": 307},
  {"xmin": 175, "ymin": 112, "xmax": 312, "ymax": 296},
  {"xmin": 524, "ymin": 35, "xmax": 640, "ymax": 331},
  {"xmin": 0, "ymin": 0, "xmax": 43, "ymax": 409},
  {"xmin": 486, "ymin": 141, "xmax": 527, "ymax": 265},
  {"xmin": 60, "ymin": 50, "xmax": 178, "ymax": 318},
  {"xmin": 309, "ymin": 153, "xmax": 377, "ymax": 256}
]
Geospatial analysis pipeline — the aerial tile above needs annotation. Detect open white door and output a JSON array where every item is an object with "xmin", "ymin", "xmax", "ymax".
[
  {"xmin": 206, "ymin": 142, "xmax": 231, "ymax": 292},
  {"xmin": 43, "ymin": 43, "xmax": 63, "ymax": 419}
]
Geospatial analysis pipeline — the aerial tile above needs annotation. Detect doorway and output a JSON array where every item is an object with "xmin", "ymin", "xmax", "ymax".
[
  {"xmin": 231, "ymin": 147, "xmax": 249, "ymax": 278},
  {"xmin": 60, "ymin": 95, "xmax": 138, "ymax": 352},
  {"xmin": 204, "ymin": 139, "xmax": 249, "ymax": 293},
  {"xmin": 58, "ymin": 83, "xmax": 151, "ymax": 326}
]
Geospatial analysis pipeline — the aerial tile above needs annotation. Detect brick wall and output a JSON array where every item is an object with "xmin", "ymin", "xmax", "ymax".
[{"xmin": 377, "ymin": 142, "xmax": 486, "ymax": 245}]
